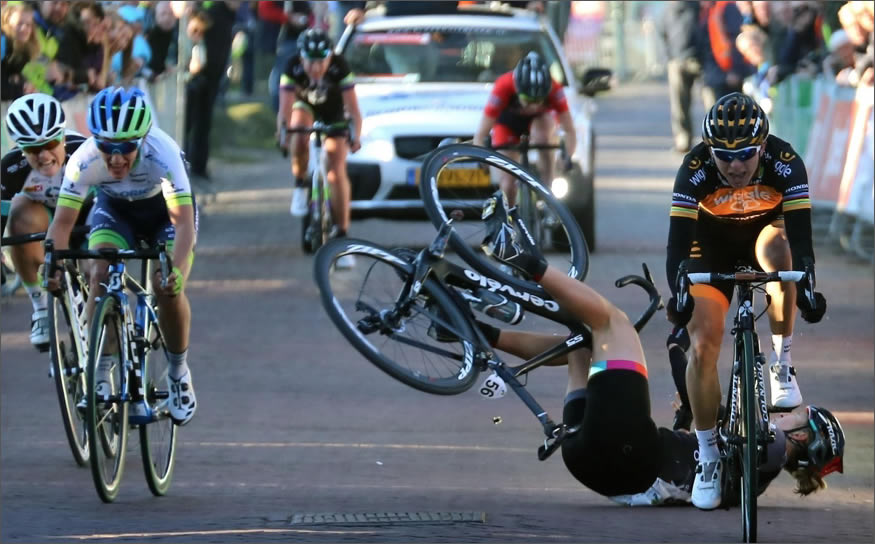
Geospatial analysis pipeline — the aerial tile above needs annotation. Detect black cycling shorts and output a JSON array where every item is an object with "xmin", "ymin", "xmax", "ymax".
[
  {"xmin": 687, "ymin": 212, "xmax": 782, "ymax": 304},
  {"xmin": 560, "ymin": 370, "xmax": 662, "ymax": 497}
]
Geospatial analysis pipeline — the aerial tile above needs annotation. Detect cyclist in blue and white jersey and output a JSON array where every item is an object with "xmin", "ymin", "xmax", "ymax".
[
  {"xmin": 46, "ymin": 87, "xmax": 198, "ymax": 425},
  {"xmin": 2, "ymin": 93, "xmax": 91, "ymax": 351}
]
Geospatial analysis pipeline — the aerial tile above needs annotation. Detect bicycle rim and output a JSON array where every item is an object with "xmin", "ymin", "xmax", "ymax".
[
  {"xmin": 86, "ymin": 296, "xmax": 129, "ymax": 503},
  {"xmin": 49, "ymin": 294, "xmax": 89, "ymax": 466},
  {"xmin": 518, "ymin": 186, "xmax": 547, "ymax": 250},
  {"xmin": 314, "ymin": 238, "xmax": 479, "ymax": 395},
  {"xmin": 139, "ymin": 317, "xmax": 178, "ymax": 496},
  {"xmin": 741, "ymin": 330, "xmax": 759, "ymax": 542},
  {"xmin": 420, "ymin": 144, "xmax": 587, "ymax": 297}
]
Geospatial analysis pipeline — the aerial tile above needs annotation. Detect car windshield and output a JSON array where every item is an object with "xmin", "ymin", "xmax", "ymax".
[{"xmin": 344, "ymin": 26, "xmax": 567, "ymax": 85}]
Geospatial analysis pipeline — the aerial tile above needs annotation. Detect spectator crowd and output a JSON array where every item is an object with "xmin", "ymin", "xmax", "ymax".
[
  {"xmin": 659, "ymin": 0, "xmax": 873, "ymax": 153},
  {"xmin": 2, "ymin": 1, "xmax": 873, "ymax": 171}
]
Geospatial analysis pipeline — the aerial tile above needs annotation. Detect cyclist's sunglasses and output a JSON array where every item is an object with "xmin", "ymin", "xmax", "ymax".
[
  {"xmin": 519, "ymin": 93, "xmax": 545, "ymax": 106},
  {"xmin": 95, "ymin": 138, "xmax": 142, "ymax": 155},
  {"xmin": 710, "ymin": 145, "xmax": 760, "ymax": 163},
  {"xmin": 20, "ymin": 134, "xmax": 63, "ymax": 155}
]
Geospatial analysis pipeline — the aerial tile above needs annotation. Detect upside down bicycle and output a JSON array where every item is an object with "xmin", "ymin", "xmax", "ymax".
[{"xmin": 313, "ymin": 144, "xmax": 661, "ymax": 459}]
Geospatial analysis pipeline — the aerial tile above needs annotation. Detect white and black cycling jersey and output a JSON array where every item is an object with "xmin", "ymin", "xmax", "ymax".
[
  {"xmin": 0, "ymin": 130, "xmax": 87, "ymax": 208},
  {"xmin": 57, "ymin": 126, "xmax": 192, "ymax": 212}
]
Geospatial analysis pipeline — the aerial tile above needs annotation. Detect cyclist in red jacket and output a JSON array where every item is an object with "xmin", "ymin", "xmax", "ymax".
[{"xmin": 474, "ymin": 51, "xmax": 576, "ymax": 203}]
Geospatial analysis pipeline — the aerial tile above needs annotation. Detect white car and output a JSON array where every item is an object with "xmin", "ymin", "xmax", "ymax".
[{"xmin": 338, "ymin": 4, "xmax": 610, "ymax": 250}]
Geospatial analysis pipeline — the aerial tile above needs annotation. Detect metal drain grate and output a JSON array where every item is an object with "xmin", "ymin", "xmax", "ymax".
[{"xmin": 289, "ymin": 512, "xmax": 486, "ymax": 525}]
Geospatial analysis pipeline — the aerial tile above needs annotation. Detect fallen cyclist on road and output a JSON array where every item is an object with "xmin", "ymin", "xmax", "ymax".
[{"xmin": 444, "ymin": 191, "xmax": 846, "ymax": 506}]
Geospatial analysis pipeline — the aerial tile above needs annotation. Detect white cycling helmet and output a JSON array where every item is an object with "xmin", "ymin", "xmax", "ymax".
[{"xmin": 5, "ymin": 93, "xmax": 67, "ymax": 146}]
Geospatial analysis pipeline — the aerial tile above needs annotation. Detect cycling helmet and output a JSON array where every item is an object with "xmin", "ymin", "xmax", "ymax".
[
  {"xmin": 801, "ymin": 405, "xmax": 845, "ymax": 477},
  {"xmin": 87, "ymin": 86, "xmax": 152, "ymax": 140},
  {"xmin": 702, "ymin": 92, "xmax": 769, "ymax": 149},
  {"xmin": 5, "ymin": 93, "xmax": 66, "ymax": 146},
  {"xmin": 513, "ymin": 51, "xmax": 552, "ymax": 102},
  {"xmin": 297, "ymin": 28, "xmax": 332, "ymax": 60}
]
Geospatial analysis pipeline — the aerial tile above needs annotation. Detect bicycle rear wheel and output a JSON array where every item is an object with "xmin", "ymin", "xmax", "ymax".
[
  {"xmin": 314, "ymin": 238, "xmax": 480, "ymax": 395},
  {"xmin": 740, "ymin": 330, "xmax": 759, "ymax": 542},
  {"xmin": 139, "ymin": 313, "xmax": 178, "ymax": 496},
  {"xmin": 420, "ymin": 143, "xmax": 588, "ymax": 298},
  {"xmin": 49, "ymin": 289, "xmax": 89, "ymax": 466},
  {"xmin": 86, "ymin": 296, "xmax": 129, "ymax": 503}
]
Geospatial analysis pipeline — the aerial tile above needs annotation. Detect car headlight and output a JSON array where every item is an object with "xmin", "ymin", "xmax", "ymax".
[
  {"xmin": 367, "ymin": 139, "xmax": 395, "ymax": 162},
  {"xmin": 551, "ymin": 176, "xmax": 569, "ymax": 199}
]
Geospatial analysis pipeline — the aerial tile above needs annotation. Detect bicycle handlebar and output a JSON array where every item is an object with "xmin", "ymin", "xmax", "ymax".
[
  {"xmin": 687, "ymin": 271, "xmax": 805, "ymax": 284},
  {"xmin": 43, "ymin": 240, "xmax": 171, "ymax": 290},
  {"xmin": 615, "ymin": 263, "xmax": 663, "ymax": 332},
  {"xmin": 2, "ymin": 225, "xmax": 89, "ymax": 247},
  {"xmin": 675, "ymin": 265, "xmax": 815, "ymax": 313}
]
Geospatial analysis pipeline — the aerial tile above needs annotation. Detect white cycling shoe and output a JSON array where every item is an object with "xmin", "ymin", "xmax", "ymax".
[
  {"xmin": 290, "ymin": 187, "xmax": 308, "ymax": 217},
  {"xmin": 30, "ymin": 309, "xmax": 50, "ymax": 351},
  {"xmin": 691, "ymin": 451, "xmax": 723, "ymax": 510},
  {"xmin": 168, "ymin": 368, "xmax": 197, "ymax": 425},
  {"xmin": 769, "ymin": 355, "xmax": 802, "ymax": 409}
]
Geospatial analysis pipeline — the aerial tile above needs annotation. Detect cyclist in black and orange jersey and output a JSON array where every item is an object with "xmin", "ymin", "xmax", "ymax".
[
  {"xmin": 473, "ymin": 51, "xmax": 576, "ymax": 201},
  {"xmin": 277, "ymin": 28, "xmax": 362, "ymax": 268},
  {"xmin": 663, "ymin": 92, "xmax": 826, "ymax": 510},
  {"xmin": 469, "ymin": 192, "xmax": 843, "ymax": 505}
]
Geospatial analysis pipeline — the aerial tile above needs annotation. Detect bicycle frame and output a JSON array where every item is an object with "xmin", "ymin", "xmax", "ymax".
[
  {"xmin": 288, "ymin": 120, "xmax": 350, "ymax": 252},
  {"xmin": 393, "ymin": 221, "xmax": 661, "ymax": 458},
  {"xmin": 44, "ymin": 243, "xmax": 169, "ymax": 422},
  {"xmin": 684, "ymin": 268, "xmax": 805, "ymax": 542}
]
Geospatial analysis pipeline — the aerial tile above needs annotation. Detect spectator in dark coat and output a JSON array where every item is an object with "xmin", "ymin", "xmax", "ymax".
[
  {"xmin": 659, "ymin": 1, "xmax": 702, "ymax": 153},
  {"xmin": 184, "ymin": 1, "xmax": 237, "ymax": 181}
]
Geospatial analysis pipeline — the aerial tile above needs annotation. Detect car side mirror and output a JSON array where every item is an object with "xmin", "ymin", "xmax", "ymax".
[{"xmin": 581, "ymin": 68, "xmax": 612, "ymax": 96}]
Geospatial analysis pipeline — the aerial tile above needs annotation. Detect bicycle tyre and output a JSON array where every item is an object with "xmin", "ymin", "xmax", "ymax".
[
  {"xmin": 314, "ymin": 237, "xmax": 480, "ymax": 395},
  {"xmin": 419, "ymin": 143, "xmax": 588, "ymax": 298},
  {"xmin": 49, "ymin": 290, "xmax": 89, "ymax": 466},
  {"xmin": 740, "ymin": 329, "xmax": 759, "ymax": 542},
  {"xmin": 86, "ymin": 296, "xmax": 130, "ymax": 503},
  {"xmin": 139, "ymin": 311, "xmax": 178, "ymax": 496},
  {"xmin": 517, "ymin": 185, "xmax": 545, "ymax": 250}
]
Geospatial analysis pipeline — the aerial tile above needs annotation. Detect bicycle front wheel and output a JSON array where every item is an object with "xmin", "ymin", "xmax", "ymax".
[
  {"xmin": 740, "ymin": 330, "xmax": 759, "ymax": 542},
  {"xmin": 419, "ymin": 143, "xmax": 588, "ymax": 298},
  {"xmin": 139, "ymin": 314, "xmax": 178, "ymax": 496},
  {"xmin": 86, "ymin": 296, "xmax": 130, "ymax": 503},
  {"xmin": 314, "ymin": 238, "xmax": 479, "ymax": 395},
  {"xmin": 49, "ymin": 291, "xmax": 90, "ymax": 466}
]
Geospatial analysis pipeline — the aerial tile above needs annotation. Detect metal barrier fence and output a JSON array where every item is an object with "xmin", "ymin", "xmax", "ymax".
[{"xmin": 752, "ymin": 74, "xmax": 874, "ymax": 263}]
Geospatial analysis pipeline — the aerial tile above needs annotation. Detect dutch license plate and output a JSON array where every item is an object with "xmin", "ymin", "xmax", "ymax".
[{"xmin": 408, "ymin": 166, "xmax": 490, "ymax": 188}]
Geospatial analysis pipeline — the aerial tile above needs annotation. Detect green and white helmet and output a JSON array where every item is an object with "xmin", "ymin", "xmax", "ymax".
[{"xmin": 87, "ymin": 86, "xmax": 152, "ymax": 140}]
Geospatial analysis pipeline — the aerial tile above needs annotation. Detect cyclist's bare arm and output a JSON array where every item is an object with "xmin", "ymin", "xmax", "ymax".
[
  {"xmin": 341, "ymin": 87, "xmax": 363, "ymax": 151},
  {"xmin": 166, "ymin": 203, "xmax": 196, "ymax": 282},
  {"xmin": 45, "ymin": 205, "xmax": 79, "ymax": 252},
  {"xmin": 277, "ymin": 87, "xmax": 295, "ymax": 143},
  {"xmin": 474, "ymin": 114, "xmax": 496, "ymax": 147},
  {"xmin": 557, "ymin": 111, "xmax": 576, "ymax": 160}
]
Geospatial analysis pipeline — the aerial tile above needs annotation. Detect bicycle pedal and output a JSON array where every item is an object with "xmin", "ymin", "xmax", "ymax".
[{"xmin": 766, "ymin": 403, "xmax": 796, "ymax": 413}]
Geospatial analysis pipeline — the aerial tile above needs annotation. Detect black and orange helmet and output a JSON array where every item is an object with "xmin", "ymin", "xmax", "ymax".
[{"xmin": 701, "ymin": 92, "xmax": 769, "ymax": 149}]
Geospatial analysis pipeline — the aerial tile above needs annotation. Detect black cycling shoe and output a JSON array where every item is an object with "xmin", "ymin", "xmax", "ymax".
[{"xmin": 480, "ymin": 190, "xmax": 546, "ymax": 279}]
